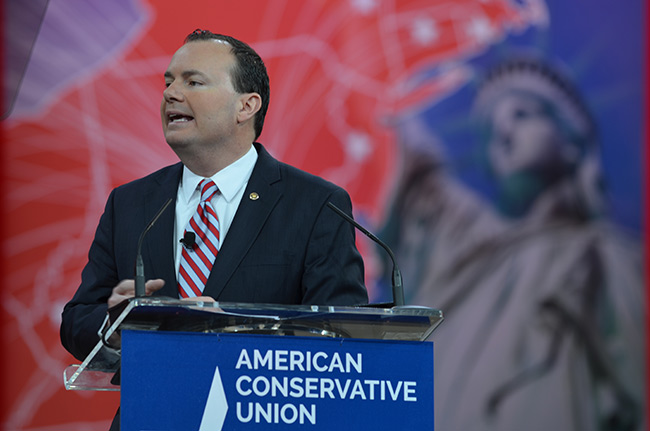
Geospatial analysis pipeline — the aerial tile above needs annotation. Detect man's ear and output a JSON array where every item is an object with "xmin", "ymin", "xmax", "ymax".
[{"xmin": 237, "ymin": 93, "xmax": 262, "ymax": 124}]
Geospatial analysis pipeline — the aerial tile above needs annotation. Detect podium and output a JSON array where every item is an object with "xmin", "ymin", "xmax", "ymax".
[{"xmin": 64, "ymin": 298, "xmax": 443, "ymax": 430}]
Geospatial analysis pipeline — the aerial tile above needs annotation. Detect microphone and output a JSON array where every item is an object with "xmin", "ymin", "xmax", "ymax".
[
  {"xmin": 134, "ymin": 198, "xmax": 173, "ymax": 297},
  {"xmin": 180, "ymin": 231, "xmax": 196, "ymax": 249},
  {"xmin": 327, "ymin": 202, "xmax": 405, "ymax": 307}
]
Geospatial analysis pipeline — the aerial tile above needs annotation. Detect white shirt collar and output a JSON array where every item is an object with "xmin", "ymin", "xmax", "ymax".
[{"xmin": 179, "ymin": 145, "xmax": 258, "ymax": 203}]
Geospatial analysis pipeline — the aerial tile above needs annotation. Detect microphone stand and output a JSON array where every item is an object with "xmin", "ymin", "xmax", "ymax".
[
  {"xmin": 327, "ymin": 202, "xmax": 405, "ymax": 307},
  {"xmin": 134, "ymin": 198, "xmax": 173, "ymax": 297}
]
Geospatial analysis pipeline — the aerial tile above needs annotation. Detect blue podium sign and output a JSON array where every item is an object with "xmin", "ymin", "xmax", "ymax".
[{"xmin": 121, "ymin": 330, "xmax": 433, "ymax": 430}]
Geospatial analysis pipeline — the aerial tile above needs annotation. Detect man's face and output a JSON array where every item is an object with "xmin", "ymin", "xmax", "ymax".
[
  {"xmin": 161, "ymin": 40, "xmax": 241, "ymax": 153},
  {"xmin": 487, "ymin": 93, "xmax": 573, "ymax": 179}
]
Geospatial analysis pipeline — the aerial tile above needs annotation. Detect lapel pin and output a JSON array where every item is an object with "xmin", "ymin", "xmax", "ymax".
[{"xmin": 249, "ymin": 192, "xmax": 260, "ymax": 200}]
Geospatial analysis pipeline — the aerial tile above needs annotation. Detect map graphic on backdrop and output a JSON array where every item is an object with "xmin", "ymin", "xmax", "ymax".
[{"xmin": 2, "ymin": 0, "xmax": 643, "ymax": 430}]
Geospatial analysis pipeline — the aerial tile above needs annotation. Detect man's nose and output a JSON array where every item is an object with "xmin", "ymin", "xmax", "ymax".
[{"xmin": 163, "ymin": 81, "xmax": 183, "ymax": 102}]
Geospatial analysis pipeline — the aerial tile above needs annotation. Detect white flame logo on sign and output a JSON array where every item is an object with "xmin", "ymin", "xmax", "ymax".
[{"xmin": 199, "ymin": 367, "xmax": 229, "ymax": 431}]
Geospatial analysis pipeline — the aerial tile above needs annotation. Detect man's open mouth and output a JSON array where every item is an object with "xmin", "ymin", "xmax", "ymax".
[{"xmin": 168, "ymin": 113, "xmax": 194, "ymax": 123}]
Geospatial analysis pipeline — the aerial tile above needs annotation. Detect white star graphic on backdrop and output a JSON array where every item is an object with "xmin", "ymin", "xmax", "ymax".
[
  {"xmin": 350, "ymin": 0, "xmax": 378, "ymax": 14},
  {"xmin": 411, "ymin": 17, "xmax": 439, "ymax": 46},
  {"xmin": 346, "ymin": 131, "xmax": 372, "ymax": 162},
  {"xmin": 465, "ymin": 17, "xmax": 494, "ymax": 43}
]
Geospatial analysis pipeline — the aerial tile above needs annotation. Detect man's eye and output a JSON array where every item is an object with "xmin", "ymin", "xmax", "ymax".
[{"xmin": 188, "ymin": 80, "xmax": 202, "ymax": 87}]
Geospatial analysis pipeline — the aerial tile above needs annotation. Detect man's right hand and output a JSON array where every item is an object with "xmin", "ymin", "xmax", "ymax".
[
  {"xmin": 102, "ymin": 279, "xmax": 165, "ymax": 349},
  {"xmin": 108, "ymin": 278, "xmax": 165, "ymax": 309}
]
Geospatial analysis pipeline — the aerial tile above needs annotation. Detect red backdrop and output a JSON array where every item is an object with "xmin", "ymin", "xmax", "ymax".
[{"xmin": 1, "ymin": 0, "xmax": 645, "ymax": 429}]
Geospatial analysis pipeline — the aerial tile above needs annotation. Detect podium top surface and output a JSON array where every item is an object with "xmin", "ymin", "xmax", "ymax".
[
  {"xmin": 64, "ymin": 298, "xmax": 443, "ymax": 391},
  {"xmin": 113, "ymin": 297, "xmax": 443, "ymax": 340}
]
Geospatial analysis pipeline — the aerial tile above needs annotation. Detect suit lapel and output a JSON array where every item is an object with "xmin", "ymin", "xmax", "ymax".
[
  {"xmin": 143, "ymin": 163, "xmax": 182, "ymax": 298},
  {"xmin": 202, "ymin": 144, "xmax": 282, "ymax": 300}
]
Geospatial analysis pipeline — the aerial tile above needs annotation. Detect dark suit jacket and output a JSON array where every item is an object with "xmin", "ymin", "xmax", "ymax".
[{"xmin": 60, "ymin": 143, "xmax": 367, "ymax": 361}]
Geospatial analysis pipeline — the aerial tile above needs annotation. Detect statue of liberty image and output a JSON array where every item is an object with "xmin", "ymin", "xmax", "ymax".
[{"xmin": 379, "ymin": 57, "xmax": 644, "ymax": 431}]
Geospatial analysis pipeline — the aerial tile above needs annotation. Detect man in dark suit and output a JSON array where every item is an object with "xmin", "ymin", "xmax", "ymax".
[{"xmin": 60, "ymin": 30, "xmax": 368, "ymax": 428}]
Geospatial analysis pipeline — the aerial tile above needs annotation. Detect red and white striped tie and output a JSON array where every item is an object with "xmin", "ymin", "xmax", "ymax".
[{"xmin": 178, "ymin": 179, "xmax": 220, "ymax": 298}]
